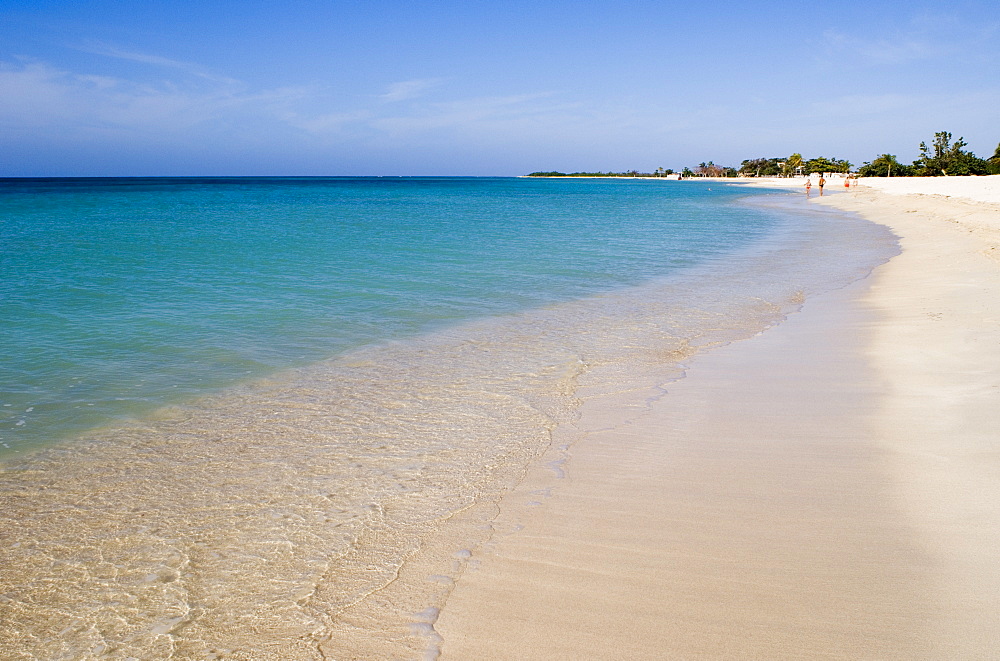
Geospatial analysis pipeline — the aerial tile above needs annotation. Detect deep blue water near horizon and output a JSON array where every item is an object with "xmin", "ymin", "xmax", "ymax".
[{"xmin": 1, "ymin": 176, "xmax": 784, "ymax": 456}]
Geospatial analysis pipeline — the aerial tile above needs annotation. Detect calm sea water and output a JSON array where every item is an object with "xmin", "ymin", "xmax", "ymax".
[
  {"xmin": 3, "ymin": 176, "xmax": 781, "ymax": 455},
  {"xmin": 0, "ymin": 177, "xmax": 898, "ymax": 658}
]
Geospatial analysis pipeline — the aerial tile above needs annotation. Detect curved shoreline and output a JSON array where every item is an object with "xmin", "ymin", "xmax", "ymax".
[
  {"xmin": 434, "ymin": 178, "xmax": 1000, "ymax": 658},
  {"xmin": 1, "ymin": 185, "xmax": 892, "ymax": 658},
  {"xmin": 818, "ymin": 183, "xmax": 1000, "ymax": 655}
]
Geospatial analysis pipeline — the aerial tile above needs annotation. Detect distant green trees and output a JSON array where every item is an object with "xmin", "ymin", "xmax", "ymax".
[
  {"xmin": 783, "ymin": 153, "xmax": 804, "ymax": 176},
  {"xmin": 805, "ymin": 156, "xmax": 851, "ymax": 174},
  {"xmin": 859, "ymin": 131, "xmax": 996, "ymax": 177},
  {"xmin": 912, "ymin": 131, "xmax": 991, "ymax": 176},
  {"xmin": 724, "ymin": 132, "xmax": 996, "ymax": 178},
  {"xmin": 737, "ymin": 154, "xmax": 849, "ymax": 177},
  {"xmin": 529, "ymin": 131, "xmax": 1000, "ymax": 179},
  {"xmin": 696, "ymin": 162, "xmax": 717, "ymax": 177},
  {"xmin": 739, "ymin": 158, "xmax": 782, "ymax": 177},
  {"xmin": 857, "ymin": 154, "xmax": 915, "ymax": 178},
  {"xmin": 678, "ymin": 162, "xmax": 736, "ymax": 177}
]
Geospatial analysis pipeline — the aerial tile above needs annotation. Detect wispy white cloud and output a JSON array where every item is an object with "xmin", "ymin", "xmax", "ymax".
[
  {"xmin": 0, "ymin": 56, "xmax": 564, "ymax": 151},
  {"xmin": 822, "ymin": 12, "xmax": 998, "ymax": 65},
  {"xmin": 0, "ymin": 52, "xmax": 599, "ymax": 174},
  {"xmin": 0, "ymin": 58, "xmax": 307, "ymax": 136},
  {"xmin": 76, "ymin": 41, "xmax": 245, "ymax": 87},
  {"xmin": 78, "ymin": 42, "xmax": 195, "ymax": 69},
  {"xmin": 822, "ymin": 29, "xmax": 941, "ymax": 64},
  {"xmin": 379, "ymin": 78, "xmax": 447, "ymax": 102}
]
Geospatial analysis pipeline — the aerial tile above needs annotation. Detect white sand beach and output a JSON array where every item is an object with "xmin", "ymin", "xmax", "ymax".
[{"xmin": 434, "ymin": 176, "xmax": 1000, "ymax": 658}]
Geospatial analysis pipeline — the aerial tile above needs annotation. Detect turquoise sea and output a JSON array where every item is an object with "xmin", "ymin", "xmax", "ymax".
[
  {"xmin": 4, "ymin": 176, "xmax": 796, "ymax": 455},
  {"xmin": 0, "ymin": 177, "xmax": 897, "ymax": 658}
]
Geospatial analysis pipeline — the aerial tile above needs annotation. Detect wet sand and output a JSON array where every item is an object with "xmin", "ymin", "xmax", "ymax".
[{"xmin": 435, "ymin": 178, "xmax": 1000, "ymax": 658}]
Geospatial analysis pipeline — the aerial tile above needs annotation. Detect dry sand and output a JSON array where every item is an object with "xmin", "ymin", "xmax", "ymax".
[{"xmin": 434, "ymin": 176, "xmax": 1000, "ymax": 659}]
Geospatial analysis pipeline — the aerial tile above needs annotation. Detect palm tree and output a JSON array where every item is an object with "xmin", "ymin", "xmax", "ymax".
[{"xmin": 784, "ymin": 153, "xmax": 804, "ymax": 177}]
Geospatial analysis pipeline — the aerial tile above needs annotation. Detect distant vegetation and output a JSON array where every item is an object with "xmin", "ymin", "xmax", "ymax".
[
  {"xmin": 737, "ymin": 154, "xmax": 851, "ymax": 177},
  {"xmin": 529, "ymin": 131, "xmax": 1000, "ymax": 178},
  {"xmin": 857, "ymin": 132, "xmax": 998, "ymax": 177}
]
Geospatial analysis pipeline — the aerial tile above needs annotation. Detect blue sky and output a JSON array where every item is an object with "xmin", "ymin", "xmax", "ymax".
[{"xmin": 1, "ymin": 0, "xmax": 997, "ymax": 176}]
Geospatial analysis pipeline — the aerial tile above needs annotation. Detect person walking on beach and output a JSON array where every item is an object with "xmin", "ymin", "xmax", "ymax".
[
  {"xmin": 818, "ymin": 176, "xmax": 826, "ymax": 196},
  {"xmin": 804, "ymin": 178, "xmax": 812, "ymax": 196}
]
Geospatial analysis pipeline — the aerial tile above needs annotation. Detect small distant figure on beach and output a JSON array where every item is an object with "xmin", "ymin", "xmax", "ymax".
[
  {"xmin": 804, "ymin": 179, "xmax": 812, "ymax": 196},
  {"xmin": 818, "ymin": 176, "xmax": 826, "ymax": 196}
]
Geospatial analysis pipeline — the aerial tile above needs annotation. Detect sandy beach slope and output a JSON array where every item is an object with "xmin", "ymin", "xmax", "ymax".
[{"xmin": 434, "ymin": 176, "xmax": 1000, "ymax": 659}]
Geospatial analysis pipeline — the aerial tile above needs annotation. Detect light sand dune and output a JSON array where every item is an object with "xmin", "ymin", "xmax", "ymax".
[{"xmin": 434, "ymin": 177, "xmax": 1000, "ymax": 658}]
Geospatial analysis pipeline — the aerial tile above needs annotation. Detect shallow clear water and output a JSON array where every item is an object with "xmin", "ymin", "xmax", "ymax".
[
  {"xmin": 3, "ymin": 176, "xmax": 780, "ymax": 454},
  {"xmin": 0, "ymin": 178, "xmax": 898, "ymax": 659}
]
